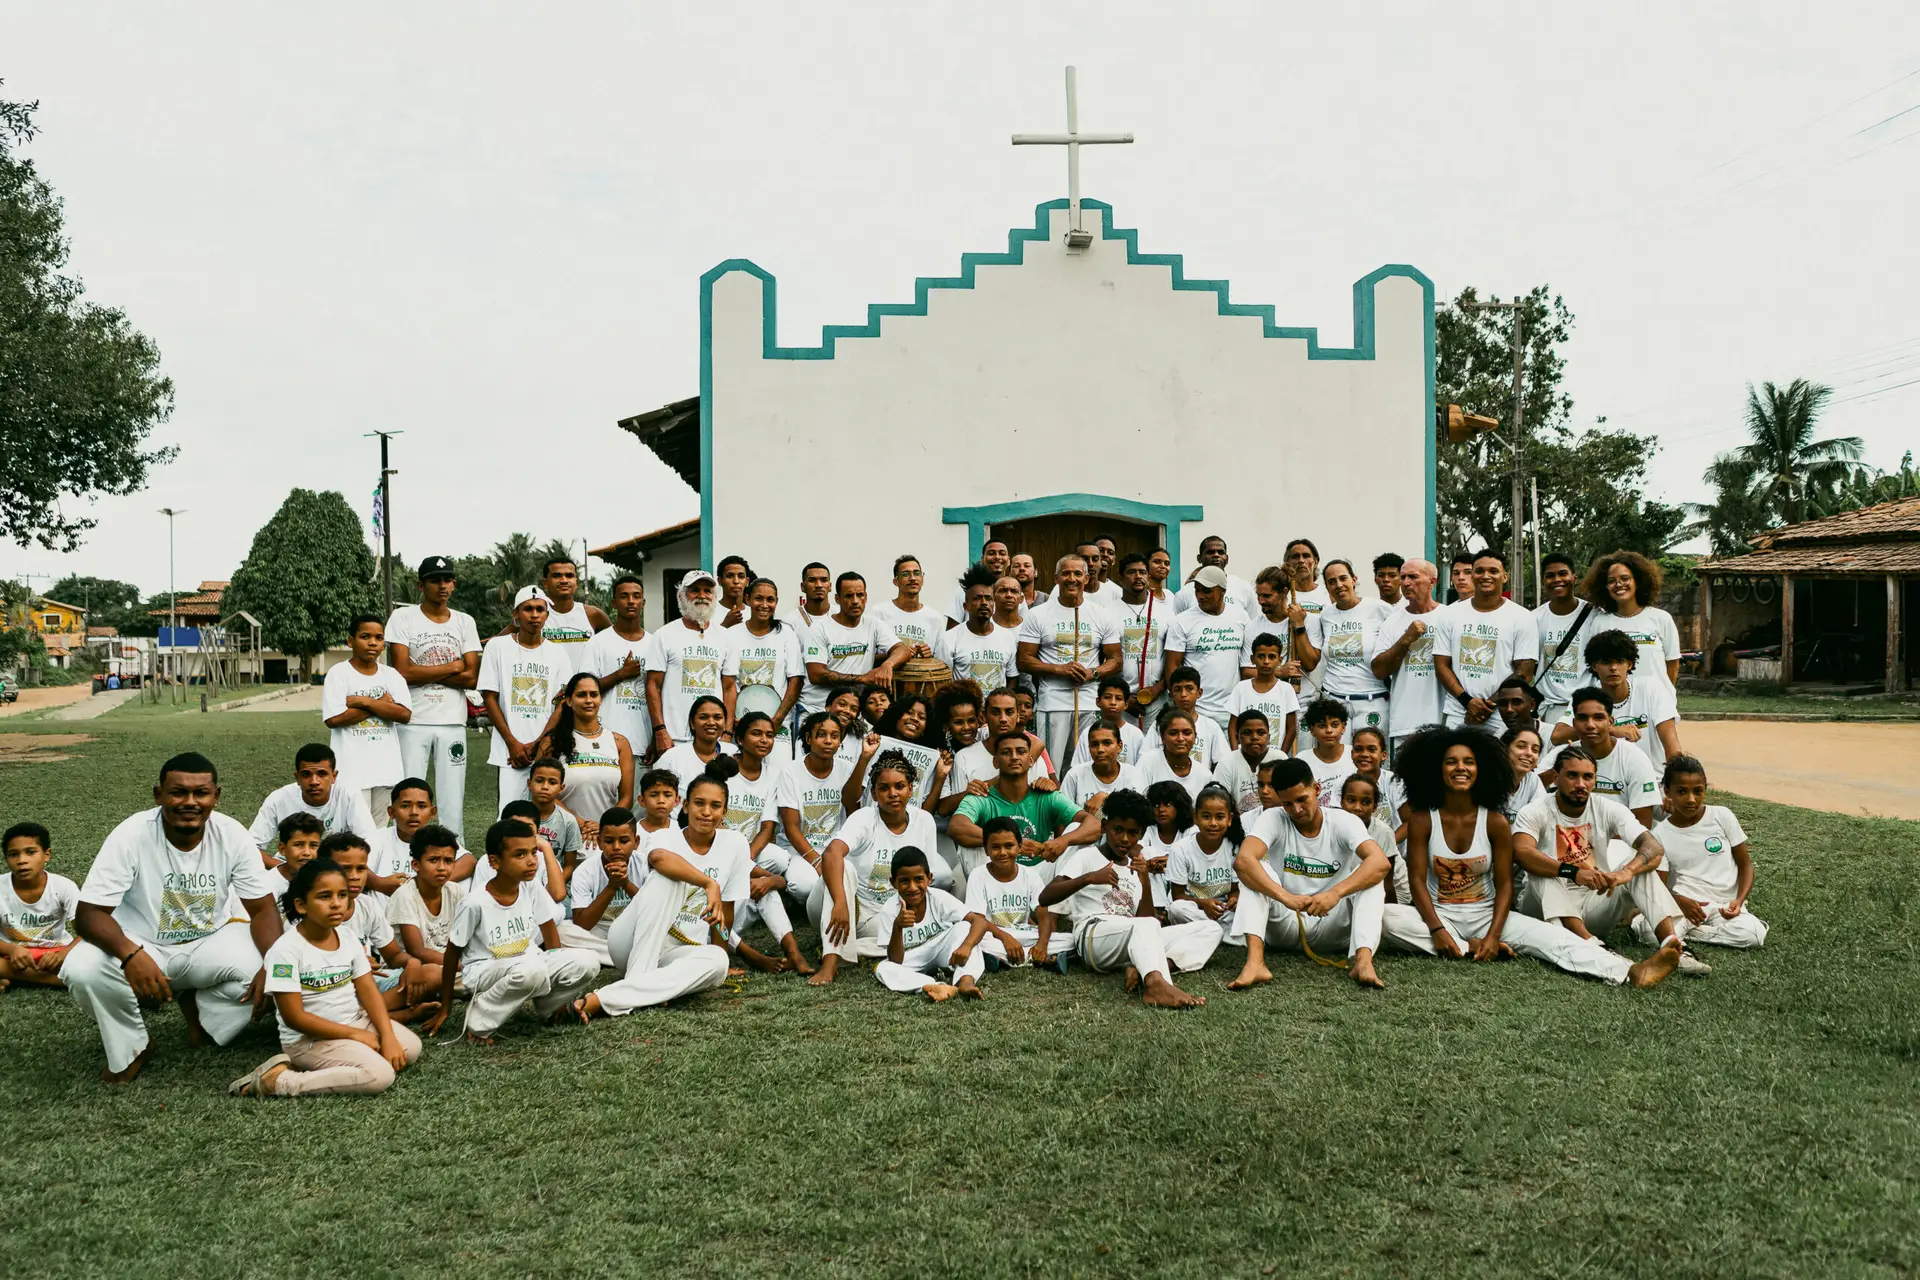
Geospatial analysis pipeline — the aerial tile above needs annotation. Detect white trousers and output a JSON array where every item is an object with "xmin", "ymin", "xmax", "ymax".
[
  {"xmin": 67, "ymin": 923, "xmax": 265, "ymax": 1073},
  {"xmin": 1038, "ymin": 709, "xmax": 1094, "ymax": 774},
  {"xmin": 496, "ymin": 764, "xmax": 530, "ymax": 813},
  {"xmin": 1332, "ymin": 695, "xmax": 1390, "ymax": 745},
  {"xmin": 1526, "ymin": 839, "xmax": 1682, "ymax": 936},
  {"xmin": 1076, "ymin": 915, "xmax": 1221, "ymax": 981},
  {"xmin": 357, "ymin": 787, "xmax": 392, "ymax": 828},
  {"xmin": 874, "ymin": 926, "xmax": 989, "ymax": 992},
  {"xmin": 553, "ymin": 919, "xmax": 616, "ymax": 967},
  {"xmin": 988, "ymin": 921, "xmax": 1076, "ymax": 960},
  {"xmin": 735, "ymin": 888, "xmax": 796, "ymax": 944},
  {"xmin": 1167, "ymin": 898, "xmax": 1240, "ymax": 945},
  {"xmin": 399, "ymin": 723, "xmax": 469, "ymax": 840},
  {"xmin": 755, "ymin": 846, "xmax": 823, "ymax": 917},
  {"xmin": 461, "ymin": 949, "xmax": 599, "ymax": 1036},
  {"xmin": 596, "ymin": 874, "xmax": 730, "ymax": 1015},
  {"xmin": 1232, "ymin": 882, "xmax": 1384, "ymax": 957},
  {"xmin": 805, "ymin": 861, "xmax": 890, "ymax": 961},
  {"xmin": 1380, "ymin": 901, "xmax": 1634, "ymax": 984},
  {"xmin": 1636, "ymin": 904, "xmax": 1769, "ymax": 950}
]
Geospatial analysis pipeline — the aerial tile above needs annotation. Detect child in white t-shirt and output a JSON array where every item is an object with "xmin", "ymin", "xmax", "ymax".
[
  {"xmin": 557, "ymin": 807, "xmax": 642, "ymax": 967},
  {"xmin": 1072, "ymin": 678, "xmax": 1147, "ymax": 766},
  {"xmin": 387, "ymin": 824, "xmax": 467, "ymax": 969},
  {"xmin": 1295, "ymin": 698, "xmax": 1355, "ymax": 809},
  {"xmin": 1165, "ymin": 785, "xmax": 1242, "ymax": 946},
  {"xmin": 1339, "ymin": 773, "xmax": 1409, "ymax": 904},
  {"xmin": 1, "ymin": 822, "xmax": 80, "ymax": 991},
  {"xmin": 963, "ymin": 819, "xmax": 1067, "ymax": 969},
  {"xmin": 873, "ymin": 848, "xmax": 990, "ymax": 1000},
  {"xmin": 229, "ymin": 856, "xmax": 423, "ymax": 1099},
  {"xmin": 427, "ymin": 818, "xmax": 599, "ymax": 1045},
  {"xmin": 1141, "ymin": 782, "xmax": 1194, "ymax": 914},
  {"xmin": 1644, "ymin": 756, "xmax": 1767, "ymax": 950},
  {"xmin": 320, "ymin": 833, "xmax": 438, "ymax": 1023},
  {"xmin": 1228, "ymin": 635, "xmax": 1301, "ymax": 754}
]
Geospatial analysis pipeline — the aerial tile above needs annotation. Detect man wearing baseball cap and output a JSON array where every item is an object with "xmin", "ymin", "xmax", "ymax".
[
  {"xmin": 1163, "ymin": 564, "xmax": 1254, "ymax": 730},
  {"xmin": 385, "ymin": 557, "xmax": 483, "ymax": 839},
  {"xmin": 477, "ymin": 585, "xmax": 570, "ymax": 812}
]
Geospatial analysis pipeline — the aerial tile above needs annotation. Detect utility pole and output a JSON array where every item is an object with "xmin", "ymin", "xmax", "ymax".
[
  {"xmin": 159, "ymin": 508, "xmax": 186, "ymax": 692},
  {"xmin": 364, "ymin": 431, "xmax": 403, "ymax": 619},
  {"xmin": 1456, "ymin": 298, "xmax": 1529, "ymax": 605}
]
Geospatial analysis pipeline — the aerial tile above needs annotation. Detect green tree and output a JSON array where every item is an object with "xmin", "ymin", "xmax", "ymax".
[
  {"xmin": 1683, "ymin": 455, "xmax": 1775, "ymax": 556},
  {"xmin": 0, "ymin": 579, "xmax": 48, "ymax": 676},
  {"xmin": 226, "ymin": 489, "xmax": 377, "ymax": 676},
  {"xmin": 489, "ymin": 533, "xmax": 542, "ymax": 605},
  {"xmin": 1437, "ymin": 286, "xmax": 1682, "ymax": 576},
  {"xmin": 1724, "ymin": 379, "xmax": 1864, "ymax": 527},
  {"xmin": 1, "ymin": 88, "xmax": 176, "ymax": 551},
  {"xmin": 47, "ymin": 575, "xmax": 142, "ymax": 631}
]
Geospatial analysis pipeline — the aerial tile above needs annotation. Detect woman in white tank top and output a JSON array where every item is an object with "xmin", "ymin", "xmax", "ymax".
[{"xmin": 539, "ymin": 672, "xmax": 634, "ymax": 838}]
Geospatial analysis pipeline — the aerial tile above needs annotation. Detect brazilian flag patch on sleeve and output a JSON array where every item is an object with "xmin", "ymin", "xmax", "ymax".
[{"xmin": 271, "ymin": 963, "xmax": 294, "ymax": 979}]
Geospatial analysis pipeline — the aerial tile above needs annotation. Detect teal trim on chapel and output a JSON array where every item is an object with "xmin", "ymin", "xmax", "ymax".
[
  {"xmin": 941, "ymin": 495, "xmax": 1207, "ymax": 569},
  {"xmin": 698, "ymin": 198, "xmax": 1437, "ymax": 569}
]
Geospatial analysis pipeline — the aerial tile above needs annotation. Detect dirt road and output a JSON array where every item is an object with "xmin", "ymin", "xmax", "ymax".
[
  {"xmin": 0, "ymin": 684, "xmax": 94, "ymax": 718},
  {"xmin": 1683, "ymin": 720, "xmax": 1920, "ymax": 821}
]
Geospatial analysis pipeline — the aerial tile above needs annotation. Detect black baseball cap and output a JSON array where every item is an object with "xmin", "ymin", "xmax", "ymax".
[{"xmin": 416, "ymin": 556, "xmax": 456, "ymax": 580}]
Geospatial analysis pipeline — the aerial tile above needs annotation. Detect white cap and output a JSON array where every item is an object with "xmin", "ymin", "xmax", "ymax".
[{"xmin": 512, "ymin": 585, "xmax": 550, "ymax": 609}]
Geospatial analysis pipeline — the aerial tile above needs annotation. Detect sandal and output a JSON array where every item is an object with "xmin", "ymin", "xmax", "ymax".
[{"xmin": 228, "ymin": 1053, "xmax": 289, "ymax": 1099}]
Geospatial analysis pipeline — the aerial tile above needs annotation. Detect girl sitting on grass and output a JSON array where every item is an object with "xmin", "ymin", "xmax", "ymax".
[{"xmin": 230, "ymin": 857, "xmax": 422, "ymax": 1099}]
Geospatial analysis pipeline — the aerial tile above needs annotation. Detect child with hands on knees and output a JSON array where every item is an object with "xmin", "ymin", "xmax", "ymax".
[
  {"xmin": 874, "ymin": 847, "xmax": 992, "ymax": 1001},
  {"xmin": 1, "ymin": 822, "xmax": 80, "ymax": 991},
  {"xmin": 317, "ymin": 832, "xmax": 440, "ymax": 1024}
]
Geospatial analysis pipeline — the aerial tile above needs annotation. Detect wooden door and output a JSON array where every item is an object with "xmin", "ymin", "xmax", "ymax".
[{"xmin": 990, "ymin": 515, "xmax": 1161, "ymax": 593}]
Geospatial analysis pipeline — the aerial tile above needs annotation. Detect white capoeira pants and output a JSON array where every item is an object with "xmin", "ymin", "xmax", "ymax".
[
  {"xmin": 269, "ymin": 1023, "xmax": 423, "ymax": 1096},
  {"xmin": 495, "ymin": 764, "xmax": 531, "ymax": 813},
  {"xmin": 354, "ymin": 787, "xmax": 393, "ymax": 828},
  {"xmin": 1635, "ymin": 904, "xmax": 1769, "ymax": 949},
  {"xmin": 735, "ymin": 848, "xmax": 820, "ymax": 945},
  {"xmin": 1167, "ymin": 898, "xmax": 1239, "ymax": 945},
  {"xmin": 1038, "ymin": 709, "xmax": 1095, "ymax": 775},
  {"xmin": 399, "ymin": 723, "xmax": 469, "ymax": 840},
  {"xmin": 67, "ymin": 922, "xmax": 264, "ymax": 1074},
  {"xmin": 596, "ymin": 874, "xmax": 730, "ymax": 1015},
  {"xmin": 1232, "ymin": 881, "xmax": 1385, "ymax": 958},
  {"xmin": 874, "ymin": 927, "xmax": 990, "ymax": 993},
  {"xmin": 805, "ymin": 861, "xmax": 890, "ymax": 961},
  {"xmin": 461, "ymin": 949, "xmax": 598, "ymax": 1036},
  {"xmin": 1075, "ymin": 915, "xmax": 1221, "ymax": 981},
  {"xmin": 988, "ymin": 921, "xmax": 1076, "ymax": 961},
  {"xmin": 1330, "ymin": 694, "xmax": 1390, "ymax": 744},
  {"xmin": 1380, "ymin": 901, "xmax": 1636, "ymax": 984},
  {"xmin": 1524, "ymin": 839, "xmax": 1682, "ymax": 937},
  {"xmin": 553, "ymin": 919, "xmax": 616, "ymax": 967}
]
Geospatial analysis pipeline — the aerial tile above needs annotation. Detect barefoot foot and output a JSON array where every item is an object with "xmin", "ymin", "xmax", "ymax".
[
  {"xmin": 1227, "ymin": 962, "xmax": 1273, "ymax": 991},
  {"xmin": 1628, "ymin": 936, "xmax": 1683, "ymax": 989},
  {"xmin": 178, "ymin": 990, "xmax": 208, "ymax": 1048},
  {"xmin": 101, "ymin": 1043, "xmax": 153, "ymax": 1085},
  {"xmin": 465, "ymin": 1031, "xmax": 497, "ymax": 1047},
  {"xmin": 1348, "ymin": 952, "xmax": 1384, "ymax": 989},
  {"xmin": 1123, "ymin": 965, "xmax": 1141, "ymax": 994},
  {"xmin": 925, "ymin": 983, "xmax": 958, "ymax": 1002},
  {"xmin": 807, "ymin": 956, "xmax": 840, "ymax": 987},
  {"xmin": 957, "ymin": 976, "xmax": 984, "ymax": 1001},
  {"xmin": 1141, "ymin": 973, "xmax": 1205, "ymax": 1009}
]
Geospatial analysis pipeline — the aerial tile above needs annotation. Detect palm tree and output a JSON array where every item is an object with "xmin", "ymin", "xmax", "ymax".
[
  {"xmin": 489, "ymin": 533, "xmax": 542, "ymax": 604},
  {"xmin": 1683, "ymin": 455, "xmax": 1772, "ymax": 555},
  {"xmin": 1726, "ymin": 379, "xmax": 1865, "ymax": 527}
]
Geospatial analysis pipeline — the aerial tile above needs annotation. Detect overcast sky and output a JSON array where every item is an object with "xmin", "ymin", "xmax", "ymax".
[{"xmin": 7, "ymin": 3, "xmax": 1919, "ymax": 596}]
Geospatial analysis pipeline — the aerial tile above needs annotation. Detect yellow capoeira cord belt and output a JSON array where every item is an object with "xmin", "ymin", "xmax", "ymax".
[{"xmin": 1293, "ymin": 910, "xmax": 1348, "ymax": 969}]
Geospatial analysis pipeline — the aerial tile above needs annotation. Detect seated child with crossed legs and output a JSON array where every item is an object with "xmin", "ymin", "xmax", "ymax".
[
  {"xmin": 875, "ymin": 847, "xmax": 992, "ymax": 1002},
  {"xmin": 1, "ymin": 822, "xmax": 80, "ymax": 992},
  {"xmin": 964, "ymin": 817, "xmax": 1069, "ymax": 972},
  {"xmin": 319, "ymin": 832, "xmax": 440, "ymax": 1024}
]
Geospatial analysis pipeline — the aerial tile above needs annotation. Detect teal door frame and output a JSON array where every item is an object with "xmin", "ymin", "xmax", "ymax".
[{"xmin": 942, "ymin": 493, "xmax": 1206, "ymax": 568}]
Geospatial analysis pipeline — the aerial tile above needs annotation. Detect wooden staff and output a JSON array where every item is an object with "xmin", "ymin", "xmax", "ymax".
[{"xmin": 1069, "ymin": 603, "xmax": 1082, "ymax": 771}]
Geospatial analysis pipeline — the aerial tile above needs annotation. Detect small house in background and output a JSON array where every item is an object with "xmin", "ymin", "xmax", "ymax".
[
  {"xmin": 27, "ymin": 597, "xmax": 88, "ymax": 668},
  {"xmin": 1697, "ymin": 497, "xmax": 1919, "ymax": 693}
]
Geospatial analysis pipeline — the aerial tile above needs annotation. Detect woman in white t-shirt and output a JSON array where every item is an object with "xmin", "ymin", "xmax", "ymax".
[
  {"xmin": 1579, "ymin": 551, "xmax": 1682, "ymax": 687},
  {"xmin": 537, "ymin": 672, "xmax": 634, "ymax": 835},
  {"xmin": 1137, "ymin": 710, "xmax": 1214, "ymax": 802},
  {"xmin": 1500, "ymin": 724, "xmax": 1546, "ymax": 820},
  {"xmin": 228, "ymin": 857, "xmax": 423, "ymax": 1099},
  {"xmin": 654, "ymin": 695, "xmax": 740, "ymax": 802}
]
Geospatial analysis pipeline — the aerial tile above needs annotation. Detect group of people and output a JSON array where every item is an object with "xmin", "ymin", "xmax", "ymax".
[{"xmin": 0, "ymin": 534, "xmax": 1769, "ymax": 1097}]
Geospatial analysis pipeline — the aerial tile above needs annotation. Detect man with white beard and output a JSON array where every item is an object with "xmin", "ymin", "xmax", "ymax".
[{"xmin": 645, "ymin": 571, "xmax": 729, "ymax": 751}]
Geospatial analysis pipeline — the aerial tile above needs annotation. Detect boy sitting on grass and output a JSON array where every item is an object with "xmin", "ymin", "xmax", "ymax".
[
  {"xmin": 261, "ymin": 813, "xmax": 325, "ymax": 898},
  {"xmin": 427, "ymin": 818, "xmax": 599, "ymax": 1044},
  {"xmin": 874, "ymin": 847, "xmax": 991, "ymax": 1001},
  {"xmin": 366, "ymin": 778, "xmax": 445, "ymax": 897},
  {"xmin": 387, "ymin": 824, "xmax": 466, "ymax": 971},
  {"xmin": 558, "ymin": 806, "xmax": 642, "ymax": 967},
  {"xmin": 1, "ymin": 822, "xmax": 79, "ymax": 992},
  {"xmin": 963, "ymin": 817, "xmax": 1068, "ymax": 970},
  {"xmin": 318, "ymin": 832, "xmax": 440, "ymax": 1024}
]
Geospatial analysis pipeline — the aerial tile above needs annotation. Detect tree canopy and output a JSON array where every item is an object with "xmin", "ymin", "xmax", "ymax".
[
  {"xmin": 0, "ymin": 87, "xmax": 176, "ymax": 551},
  {"xmin": 1436, "ymin": 285, "xmax": 1683, "ymax": 581},
  {"xmin": 227, "ymin": 489, "xmax": 377, "ymax": 667}
]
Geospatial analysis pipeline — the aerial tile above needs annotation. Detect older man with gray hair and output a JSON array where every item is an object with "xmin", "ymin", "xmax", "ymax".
[
  {"xmin": 645, "ymin": 569, "xmax": 727, "ymax": 750},
  {"xmin": 1370, "ymin": 556, "xmax": 1443, "ymax": 758},
  {"xmin": 1017, "ymin": 553, "xmax": 1121, "ymax": 773}
]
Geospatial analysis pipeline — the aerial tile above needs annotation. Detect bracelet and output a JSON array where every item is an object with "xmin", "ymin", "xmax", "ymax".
[
  {"xmin": 1557, "ymin": 863, "xmax": 1579, "ymax": 881},
  {"xmin": 118, "ymin": 945, "xmax": 145, "ymax": 968}
]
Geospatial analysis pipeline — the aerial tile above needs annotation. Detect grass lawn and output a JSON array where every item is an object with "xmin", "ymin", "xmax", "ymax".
[{"xmin": 1, "ymin": 713, "xmax": 1916, "ymax": 1278}]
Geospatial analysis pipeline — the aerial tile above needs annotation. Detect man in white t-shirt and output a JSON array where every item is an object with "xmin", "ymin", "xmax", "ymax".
[
  {"xmin": 1531, "ymin": 553, "xmax": 1591, "ymax": 723},
  {"xmin": 1009, "ymin": 553, "xmax": 1044, "ymax": 614},
  {"xmin": 537, "ymin": 557, "xmax": 608, "ymax": 649},
  {"xmin": 1063, "ymin": 538, "xmax": 1125, "ymax": 612},
  {"xmin": 869, "ymin": 554, "xmax": 941, "ymax": 657},
  {"xmin": 1290, "ymin": 559, "xmax": 1391, "ymax": 742},
  {"xmin": 1509, "ymin": 747, "xmax": 1696, "ymax": 970},
  {"xmin": 1432, "ymin": 552, "xmax": 1540, "ymax": 733},
  {"xmin": 320, "ymin": 614, "xmax": 414, "ymax": 820},
  {"xmin": 248, "ymin": 744, "xmax": 381, "ymax": 857},
  {"xmin": 645, "ymin": 570, "xmax": 730, "ymax": 748},
  {"xmin": 1575, "ymin": 629, "xmax": 1682, "ymax": 775},
  {"xmin": 789, "ymin": 562, "xmax": 836, "ymax": 633},
  {"xmin": 1163, "ymin": 565, "xmax": 1251, "ymax": 731},
  {"xmin": 1111, "ymin": 552, "xmax": 1173, "ymax": 717},
  {"xmin": 477, "ymin": 587, "xmax": 571, "ymax": 812},
  {"xmin": 66, "ymin": 753, "xmax": 284, "ymax": 1082},
  {"xmin": 936, "ymin": 565, "xmax": 1019, "ymax": 693},
  {"xmin": 1371, "ymin": 557, "xmax": 1444, "ymax": 755},
  {"xmin": 1172, "ymin": 535, "xmax": 1256, "ymax": 616},
  {"xmin": 586, "ymin": 574, "xmax": 652, "ymax": 760},
  {"xmin": 802, "ymin": 572, "xmax": 910, "ymax": 714},
  {"xmin": 385, "ymin": 556, "xmax": 482, "ymax": 842},
  {"xmin": 945, "ymin": 539, "xmax": 1011, "ymax": 629},
  {"xmin": 1227, "ymin": 756, "xmax": 1389, "ymax": 989},
  {"xmin": 1280, "ymin": 541, "xmax": 1334, "ymax": 699},
  {"xmin": 1544, "ymin": 689, "xmax": 1659, "ymax": 825},
  {"xmin": 1017, "ymin": 554, "xmax": 1121, "ymax": 775},
  {"xmin": 1372, "ymin": 553, "xmax": 1406, "ymax": 610}
]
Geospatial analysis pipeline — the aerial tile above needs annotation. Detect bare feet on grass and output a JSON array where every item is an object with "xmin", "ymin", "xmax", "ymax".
[
  {"xmin": 1348, "ymin": 950, "xmax": 1384, "ymax": 989},
  {"xmin": 956, "ymin": 975, "xmax": 984, "ymax": 1000},
  {"xmin": 1628, "ymin": 936, "xmax": 1683, "ymax": 989},
  {"xmin": 1123, "ymin": 965, "xmax": 1140, "ymax": 993},
  {"xmin": 924, "ymin": 983, "xmax": 958, "ymax": 1002},
  {"xmin": 1227, "ymin": 960, "xmax": 1272, "ymax": 991},
  {"xmin": 100, "ymin": 1043, "xmax": 153, "ymax": 1085},
  {"xmin": 572, "ymin": 994, "xmax": 605, "ymax": 1023},
  {"xmin": 1141, "ymin": 973, "xmax": 1204, "ymax": 1009},
  {"xmin": 807, "ymin": 955, "xmax": 841, "ymax": 987}
]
